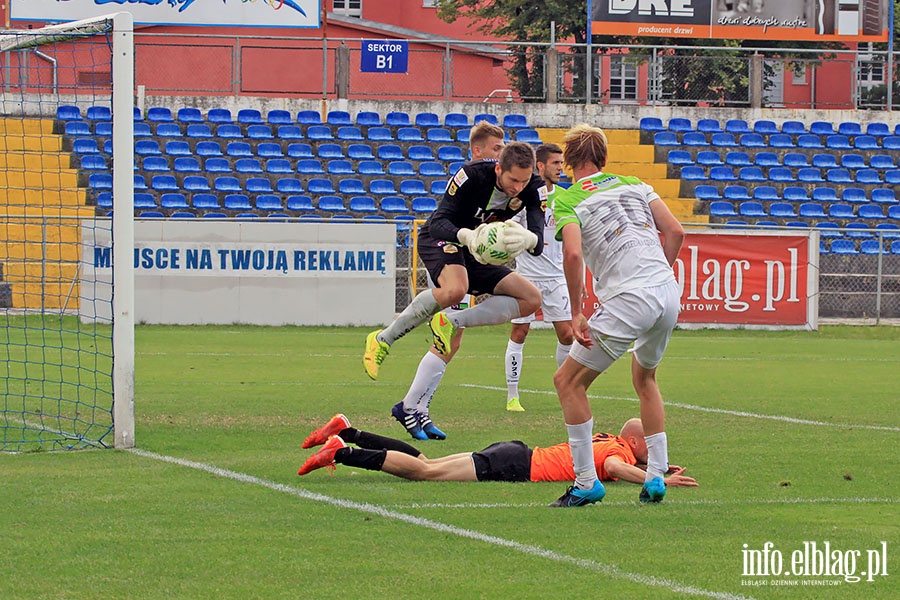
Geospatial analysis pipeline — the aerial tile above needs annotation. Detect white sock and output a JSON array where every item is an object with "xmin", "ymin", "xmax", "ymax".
[
  {"xmin": 644, "ymin": 432, "xmax": 669, "ymax": 481},
  {"xmin": 451, "ymin": 296, "xmax": 520, "ymax": 329},
  {"xmin": 567, "ymin": 419, "xmax": 597, "ymax": 489},
  {"xmin": 505, "ymin": 340, "xmax": 524, "ymax": 400},
  {"xmin": 379, "ymin": 289, "xmax": 439, "ymax": 346},
  {"xmin": 555, "ymin": 342, "xmax": 572, "ymax": 368},
  {"xmin": 401, "ymin": 351, "xmax": 447, "ymax": 414}
]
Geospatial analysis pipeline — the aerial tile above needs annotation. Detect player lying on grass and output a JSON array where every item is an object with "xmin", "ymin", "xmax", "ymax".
[{"xmin": 297, "ymin": 414, "xmax": 697, "ymax": 493}]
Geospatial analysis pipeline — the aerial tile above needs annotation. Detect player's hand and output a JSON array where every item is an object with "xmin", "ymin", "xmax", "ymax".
[
  {"xmin": 664, "ymin": 467, "xmax": 698, "ymax": 487},
  {"xmin": 457, "ymin": 224, "xmax": 487, "ymax": 260},
  {"xmin": 572, "ymin": 313, "xmax": 592, "ymax": 348},
  {"xmin": 502, "ymin": 220, "xmax": 538, "ymax": 255}
]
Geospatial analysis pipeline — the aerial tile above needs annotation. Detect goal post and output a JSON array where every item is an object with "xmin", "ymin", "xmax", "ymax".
[{"xmin": 0, "ymin": 13, "xmax": 134, "ymax": 451}]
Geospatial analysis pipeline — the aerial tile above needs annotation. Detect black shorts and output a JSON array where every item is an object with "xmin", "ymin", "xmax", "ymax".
[
  {"xmin": 472, "ymin": 441, "xmax": 533, "ymax": 482},
  {"xmin": 417, "ymin": 231, "xmax": 512, "ymax": 296}
]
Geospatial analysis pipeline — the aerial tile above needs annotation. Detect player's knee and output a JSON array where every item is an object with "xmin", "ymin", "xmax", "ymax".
[
  {"xmin": 441, "ymin": 284, "xmax": 467, "ymax": 306},
  {"xmin": 520, "ymin": 292, "xmax": 541, "ymax": 316}
]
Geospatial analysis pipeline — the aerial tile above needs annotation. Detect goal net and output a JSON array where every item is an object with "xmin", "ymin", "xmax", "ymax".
[{"xmin": 0, "ymin": 14, "xmax": 134, "ymax": 451}]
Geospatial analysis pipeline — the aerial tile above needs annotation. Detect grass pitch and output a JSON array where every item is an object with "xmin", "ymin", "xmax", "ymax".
[{"xmin": 1, "ymin": 324, "xmax": 898, "ymax": 599}]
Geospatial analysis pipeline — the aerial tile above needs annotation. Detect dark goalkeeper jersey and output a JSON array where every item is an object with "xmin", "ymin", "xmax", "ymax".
[{"xmin": 420, "ymin": 159, "xmax": 547, "ymax": 257}]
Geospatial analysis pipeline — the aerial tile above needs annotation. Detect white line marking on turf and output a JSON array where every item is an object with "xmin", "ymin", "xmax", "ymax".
[
  {"xmin": 129, "ymin": 448, "xmax": 755, "ymax": 600},
  {"xmin": 461, "ymin": 384, "xmax": 900, "ymax": 432},
  {"xmin": 388, "ymin": 497, "xmax": 900, "ymax": 510}
]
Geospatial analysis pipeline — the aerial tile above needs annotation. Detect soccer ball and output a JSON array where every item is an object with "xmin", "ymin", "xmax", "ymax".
[{"xmin": 474, "ymin": 222, "xmax": 511, "ymax": 265}]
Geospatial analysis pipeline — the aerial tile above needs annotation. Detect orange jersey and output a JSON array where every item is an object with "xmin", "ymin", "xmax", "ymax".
[{"xmin": 529, "ymin": 432, "xmax": 637, "ymax": 482}]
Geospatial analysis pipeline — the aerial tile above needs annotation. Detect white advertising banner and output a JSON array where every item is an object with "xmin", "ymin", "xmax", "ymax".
[
  {"xmin": 11, "ymin": 0, "xmax": 321, "ymax": 28},
  {"xmin": 81, "ymin": 220, "xmax": 396, "ymax": 326}
]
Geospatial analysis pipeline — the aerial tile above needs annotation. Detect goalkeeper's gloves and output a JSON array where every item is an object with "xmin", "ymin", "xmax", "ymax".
[
  {"xmin": 502, "ymin": 220, "xmax": 539, "ymax": 256},
  {"xmin": 456, "ymin": 224, "xmax": 489, "ymax": 264}
]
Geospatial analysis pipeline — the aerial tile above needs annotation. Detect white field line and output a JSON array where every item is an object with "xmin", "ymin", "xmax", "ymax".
[
  {"xmin": 129, "ymin": 448, "xmax": 755, "ymax": 600},
  {"xmin": 460, "ymin": 384, "xmax": 900, "ymax": 433}
]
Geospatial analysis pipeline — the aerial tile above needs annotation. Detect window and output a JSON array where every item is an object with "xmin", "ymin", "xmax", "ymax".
[
  {"xmin": 857, "ymin": 43, "xmax": 884, "ymax": 87},
  {"xmin": 333, "ymin": 0, "xmax": 361, "ymax": 17},
  {"xmin": 595, "ymin": 55, "xmax": 638, "ymax": 101}
]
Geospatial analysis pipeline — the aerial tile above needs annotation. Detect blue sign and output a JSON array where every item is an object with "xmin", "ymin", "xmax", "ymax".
[{"xmin": 360, "ymin": 40, "xmax": 409, "ymax": 74}]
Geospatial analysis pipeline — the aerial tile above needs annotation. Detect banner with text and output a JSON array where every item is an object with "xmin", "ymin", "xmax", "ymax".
[{"xmin": 590, "ymin": 0, "xmax": 889, "ymax": 42}]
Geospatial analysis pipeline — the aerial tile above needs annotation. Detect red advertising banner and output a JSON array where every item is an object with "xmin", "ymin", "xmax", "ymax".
[{"xmin": 579, "ymin": 231, "xmax": 817, "ymax": 328}]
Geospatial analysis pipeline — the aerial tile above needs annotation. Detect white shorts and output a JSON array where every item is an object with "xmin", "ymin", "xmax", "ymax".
[
  {"xmin": 570, "ymin": 280, "xmax": 680, "ymax": 373},
  {"xmin": 511, "ymin": 279, "xmax": 570, "ymax": 324}
]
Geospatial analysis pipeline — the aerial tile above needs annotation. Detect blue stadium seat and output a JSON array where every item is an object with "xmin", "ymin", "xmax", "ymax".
[
  {"xmin": 366, "ymin": 127, "xmax": 393, "ymax": 141},
  {"xmin": 215, "ymin": 177, "xmax": 242, "ymax": 193},
  {"xmin": 753, "ymin": 186, "xmax": 780, "ymax": 201},
  {"xmin": 254, "ymin": 143, "xmax": 282, "ymax": 159},
  {"xmin": 314, "ymin": 144, "xmax": 342, "ymax": 159},
  {"xmin": 165, "ymin": 141, "xmax": 192, "ymax": 156},
  {"xmin": 783, "ymin": 187, "xmax": 809, "ymax": 202},
  {"xmin": 785, "ymin": 221, "xmax": 808, "ymax": 229},
  {"xmin": 845, "ymin": 222, "xmax": 874, "ymax": 238},
  {"xmin": 287, "ymin": 143, "xmax": 314, "ymax": 159},
  {"xmin": 696, "ymin": 151, "xmax": 723, "ymax": 166},
  {"xmin": 516, "ymin": 129, "xmax": 542, "ymax": 144},
  {"xmin": 448, "ymin": 161, "xmax": 465, "ymax": 173},
  {"xmin": 668, "ymin": 150, "xmax": 693, "ymax": 165},
  {"xmin": 739, "ymin": 201, "xmax": 767, "ymax": 217},
  {"xmin": 639, "ymin": 117, "xmax": 665, "ymax": 132},
  {"xmin": 256, "ymin": 195, "xmax": 283, "ymax": 211},
  {"xmin": 809, "ymin": 121, "xmax": 835, "ymax": 136},
  {"xmin": 204, "ymin": 158, "xmax": 231, "ymax": 173},
  {"xmin": 799, "ymin": 203, "xmax": 828, "ymax": 218},
  {"xmin": 266, "ymin": 159, "xmax": 293, "ymax": 174},
  {"xmin": 246, "ymin": 177, "xmax": 273, "ymax": 194},
  {"xmin": 739, "ymin": 167, "xmax": 766, "ymax": 182},
  {"xmin": 400, "ymin": 179, "xmax": 427, "ymax": 196},
  {"xmin": 224, "ymin": 194, "xmax": 252, "ymax": 210},
  {"xmin": 858, "ymin": 204, "xmax": 886, "ymax": 220},
  {"xmin": 709, "ymin": 201, "xmax": 738, "ymax": 217},
  {"xmin": 133, "ymin": 174, "xmax": 149, "ymax": 191},
  {"xmin": 348, "ymin": 195, "xmax": 377, "ymax": 213},
  {"xmin": 797, "ymin": 168, "xmax": 824, "ymax": 183},
  {"xmin": 386, "ymin": 111, "xmax": 412, "ymax": 127},
  {"xmin": 74, "ymin": 138, "xmax": 101, "ymax": 154},
  {"xmin": 694, "ymin": 185, "xmax": 721, "ymax": 201},
  {"xmin": 297, "ymin": 159, "xmax": 325, "ymax": 175},
  {"xmin": 754, "ymin": 152, "xmax": 780, "ymax": 167},
  {"xmin": 781, "ymin": 121, "xmax": 805, "ymax": 135},
  {"xmin": 739, "ymin": 133, "xmax": 765, "ymax": 148},
  {"xmin": 885, "ymin": 170, "xmax": 900, "ymax": 184},
  {"xmin": 753, "ymin": 120, "xmax": 779, "ymax": 135},
  {"xmin": 381, "ymin": 196, "xmax": 408, "ymax": 213},
  {"xmin": 64, "ymin": 121, "xmax": 91, "ymax": 137},
  {"xmin": 725, "ymin": 119, "xmax": 752, "ymax": 134},
  {"xmin": 890, "ymin": 205, "xmax": 900, "ymax": 219},
  {"xmin": 176, "ymin": 107, "xmax": 202, "ymax": 123},
  {"xmin": 186, "ymin": 124, "xmax": 213, "ymax": 138},
  {"xmin": 869, "ymin": 154, "xmax": 895, "ymax": 170},
  {"xmin": 419, "ymin": 161, "xmax": 446, "ymax": 177},
  {"xmin": 436, "ymin": 145, "xmax": 464, "ymax": 163},
  {"xmin": 837, "ymin": 121, "xmax": 862, "ymax": 136},
  {"xmin": 235, "ymin": 109, "xmax": 263, "ymax": 125},
  {"xmin": 811, "ymin": 187, "xmax": 839, "ymax": 202},
  {"xmin": 202, "ymin": 212, "xmax": 227, "ymax": 219},
  {"xmin": 307, "ymin": 126, "xmax": 334, "ymax": 141},
  {"xmin": 356, "ymin": 111, "xmax": 382, "ymax": 127},
  {"xmin": 95, "ymin": 193, "xmax": 113, "ymax": 210},
  {"xmin": 724, "ymin": 151, "xmax": 752, "ymax": 167},
  {"xmin": 398, "ymin": 127, "xmax": 425, "ymax": 142},
  {"xmin": 412, "ymin": 196, "xmax": 438, "ymax": 213},
  {"xmin": 473, "ymin": 113, "xmax": 499, "ymax": 125},
  {"xmin": 710, "ymin": 133, "xmax": 738, "ymax": 147},
  {"xmin": 151, "ymin": 175, "xmax": 179, "ymax": 192},
  {"xmin": 445, "ymin": 113, "xmax": 470, "ymax": 128},
  {"xmin": 277, "ymin": 125, "xmax": 304, "ymax": 140},
  {"xmin": 769, "ymin": 202, "xmax": 796, "ymax": 218},
  {"xmin": 173, "ymin": 157, "xmax": 200, "ymax": 173},
  {"xmin": 378, "ymin": 145, "xmax": 405, "ymax": 161},
  {"xmin": 226, "ymin": 142, "xmax": 253, "ymax": 157},
  {"xmin": 192, "ymin": 194, "xmax": 220, "ymax": 209},
  {"xmin": 358, "ymin": 160, "xmax": 385, "ymax": 175},
  {"xmin": 266, "ymin": 110, "xmax": 292, "ymax": 125},
  {"xmin": 828, "ymin": 203, "xmax": 855, "ymax": 219},
  {"xmin": 134, "ymin": 139, "xmax": 161, "ymax": 156},
  {"xmin": 307, "ymin": 178, "xmax": 336, "ymax": 194},
  {"xmin": 318, "ymin": 195, "xmax": 346, "ymax": 212},
  {"xmin": 723, "ymin": 185, "xmax": 751, "ymax": 201},
  {"xmin": 667, "ymin": 118, "xmax": 692, "ymax": 132},
  {"xmin": 102, "ymin": 139, "xmax": 113, "ymax": 154},
  {"xmin": 126, "ymin": 193, "xmax": 153, "ymax": 210},
  {"xmin": 682, "ymin": 132, "xmax": 709, "ymax": 147},
  {"xmin": 276, "ymin": 178, "xmax": 304, "ymax": 194},
  {"xmin": 502, "ymin": 114, "xmax": 529, "ymax": 129},
  {"xmin": 696, "ymin": 119, "xmax": 722, "ymax": 133},
  {"xmin": 653, "ymin": 131, "xmax": 679, "ymax": 146},
  {"xmin": 247, "ymin": 125, "xmax": 274, "ymax": 140},
  {"xmin": 344, "ymin": 144, "xmax": 373, "ymax": 160},
  {"xmin": 370, "ymin": 179, "xmax": 398, "ymax": 195},
  {"xmin": 797, "ymin": 135, "xmax": 824, "ymax": 149},
  {"xmin": 81, "ymin": 155, "xmax": 108, "ymax": 170},
  {"xmin": 871, "ymin": 188, "xmax": 898, "ymax": 204},
  {"xmin": 297, "ymin": 110, "xmax": 322, "ymax": 125},
  {"xmin": 856, "ymin": 169, "xmax": 882, "ymax": 184},
  {"xmin": 811, "ymin": 154, "xmax": 839, "ymax": 169},
  {"xmin": 56, "ymin": 105, "xmax": 81, "ymax": 121},
  {"xmin": 196, "ymin": 141, "xmax": 223, "ymax": 157},
  {"xmin": 768, "ymin": 134, "xmax": 795, "ymax": 148},
  {"xmin": 408, "ymin": 145, "xmax": 435, "ymax": 161},
  {"xmin": 679, "ymin": 166, "xmax": 706, "ymax": 180},
  {"xmin": 217, "ymin": 124, "xmax": 243, "ymax": 139},
  {"xmin": 337, "ymin": 126, "xmax": 364, "ymax": 141},
  {"xmin": 325, "ymin": 159, "xmax": 353, "ymax": 175},
  {"xmin": 234, "ymin": 213, "xmax": 260, "ymax": 221},
  {"xmin": 413, "ymin": 112, "xmax": 440, "ymax": 128},
  {"xmin": 825, "ymin": 135, "xmax": 852, "ymax": 150},
  {"xmin": 286, "ymin": 195, "xmax": 315, "ymax": 211},
  {"xmin": 826, "ymin": 169, "xmax": 854, "ymax": 184},
  {"xmin": 339, "ymin": 179, "xmax": 366, "ymax": 195},
  {"xmin": 866, "ymin": 122, "xmax": 891, "ymax": 137},
  {"xmin": 430, "ymin": 180, "xmax": 448, "ymax": 196},
  {"xmin": 859, "ymin": 240, "xmax": 884, "ymax": 255},
  {"xmin": 710, "ymin": 166, "xmax": 737, "ymax": 182},
  {"xmin": 829, "ymin": 239, "xmax": 858, "ymax": 254},
  {"xmin": 768, "ymin": 168, "xmax": 795, "ymax": 183},
  {"xmin": 853, "ymin": 135, "xmax": 879, "ymax": 150},
  {"xmin": 876, "ymin": 223, "xmax": 900, "ymax": 238},
  {"xmin": 783, "ymin": 153, "xmax": 809, "ymax": 168},
  {"xmin": 161, "ymin": 193, "xmax": 190, "ymax": 209},
  {"xmin": 388, "ymin": 161, "xmax": 416, "ymax": 176},
  {"xmin": 207, "ymin": 108, "xmax": 233, "ymax": 124},
  {"xmin": 326, "ymin": 111, "xmax": 353, "ymax": 126},
  {"xmin": 147, "ymin": 107, "xmax": 173, "ymax": 122}
]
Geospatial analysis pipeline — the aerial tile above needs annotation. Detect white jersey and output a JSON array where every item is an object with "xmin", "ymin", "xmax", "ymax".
[
  {"xmin": 553, "ymin": 171, "xmax": 675, "ymax": 303},
  {"xmin": 513, "ymin": 186, "xmax": 564, "ymax": 281}
]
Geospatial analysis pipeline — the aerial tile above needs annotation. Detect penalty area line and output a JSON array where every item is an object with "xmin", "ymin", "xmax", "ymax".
[
  {"xmin": 460, "ymin": 384, "xmax": 900, "ymax": 433},
  {"xmin": 129, "ymin": 447, "xmax": 754, "ymax": 600}
]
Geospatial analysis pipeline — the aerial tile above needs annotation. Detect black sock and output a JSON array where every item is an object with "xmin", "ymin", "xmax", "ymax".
[
  {"xmin": 335, "ymin": 447, "xmax": 387, "ymax": 471},
  {"xmin": 340, "ymin": 428, "xmax": 421, "ymax": 457}
]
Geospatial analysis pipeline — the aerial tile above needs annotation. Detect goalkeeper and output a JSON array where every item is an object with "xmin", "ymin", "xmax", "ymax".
[
  {"xmin": 364, "ymin": 142, "xmax": 547, "ymax": 391},
  {"xmin": 298, "ymin": 413, "xmax": 698, "ymax": 490}
]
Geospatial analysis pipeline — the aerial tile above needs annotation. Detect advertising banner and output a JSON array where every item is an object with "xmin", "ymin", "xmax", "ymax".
[
  {"xmin": 590, "ymin": 0, "xmax": 889, "ymax": 42},
  {"xmin": 11, "ymin": 0, "xmax": 321, "ymax": 28}
]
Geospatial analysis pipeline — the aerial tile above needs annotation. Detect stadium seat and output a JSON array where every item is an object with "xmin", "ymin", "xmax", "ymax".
[
  {"xmin": 473, "ymin": 113, "xmax": 499, "ymax": 125},
  {"xmin": 307, "ymin": 178, "xmax": 336, "ymax": 194},
  {"xmin": 346, "ymin": 143, "xmax": 374, "ymax": 160},
  {"xmin": 753, "ymin": 186, "xmax": 780, "ymax": 202},
  {"xmin": 783, "ymin": 187, "xmax": 809, "ymax": 202},
  {"xmin": 502, "ymin": 114, "xmax": 529, "ymax": 129},
  {"xmin": 797, "ymin": 135, "xmax": 824, "ymax": 149},
  {"xmin": 890, "ymin": 205, "xmax": 900, "ymax": 219},
  {"xmin": 754, "ymin": 152, "xmax": 780, "ymax": 167},
  {"xmin": 398, "ymin": 127, "xmax": 425, "ymax": 142},
  {"xmin": 160, "ymin": 193, "xmax": 190, "ymax": 209},
  {"xmin": 696, "ymin": 151, "xmax": 724, "ymax": 166},
  {"xmin": 419, "ymin": 161, "xmax": 446, "ymax": 177},
  {"xmin": 307, "ymin": 126, "xmax": 334, "ymax": 140},
  {"xmin": 837, "ymin": 121, "xmax": 862, "ymax": 136},
  {"xmin": 287, "ymin": 143, "xmax": 314, "ymax": 159},
  {"xmin": 358, "ymin": 160, "xmax": 385, "ymax": 175},
  {"xmin": 781, "ymin": 121, "xmax": 805, "ymax": 135},
  {"xmin": 682, "ymin": 132, "xmax": 709, "ymax": 147},
  {"xmin": 265, "ymin": 109, "xmax": 292, "ymax": 125},
  {"xmin": 830, "ymin": 239, "xmax": 858, "ymax": 254},
  {"xmin": 709, "ymin": 201, "xmax": 738, "ymax": 217},
  {"xmin": 377, "ymin": 145, "xmax": 405, "ymax": 161},
  {"xmin": 235, "ymin": 158, "xmax": 263, "ymax": 174},
  {"xmin": 710, "ymin": 166, "xmax": 737, "ymax": 182},
  {"xmin": 668, "ymin": 150, "xmax": 694, "ymax": 166},
  {"xmin": 337, "ymin": 126, "xmax": 364, "ymax": 141},
  {"xmin": 317, "ymin": 143, "xmax": 344, "ymax": 159},
  {"xmin": 256, "ymin": 195, "xmax": 283, "ymax": 211},
  {"xmin": 723, "ymin": 185, "xmax": 751, "ymax": 201},
  {"xmin": 876, "ymin": 222, "xmax": 900, "ymax": 238},
  {"xmin": 739, "ymin": 133, "xmax": 765, "ymax": 148},
  {"xmin": 430, "ymin": 180, "xmax": 449, "ymax": 196},
  {"xmin": 135, "ymin": 122, "xmax": 153, "ymax": 137},
  {"xmin": 816, "ymin": 222, "xmax": 841, "ymax": 238},
  {"xmin": 869, "ymin": 154, "xmax": 895, "ymax": 170},
  {"xmin": 381, "ymin": 196, "xmax": 408, "ymax": 213},
  {"xmin": 349, "ymin": 196, "xmax": 378, "ymax": 213},
  {"xmin": 192, "ymin": 193, "xmax": 220, "ymax": 209},
  {"xmin": 215, "ymin": 177, "xmax": 242, "ymax": 193},
  {"xmin": 845, "ymin": 222, "xmax": 874, "ymax": 238},
  {"xmin": 448, "ymin": 161, "xmax": 465, "ymax": 173},
  {"xmin": 138, "ymin": 210, "xmax": 165, "ymax": 219},
  {"xmin": 204, "ymin": 158, "xmax": 231, "ymax": 173},
  {"xmin": 134, "ymin": 139, "xmax": 161, "ymax": 156},
  {"xmin": 415, "ymin": 112, "xmax": 441, "ymax": 128},
  {"xmin": 858, "ymin": 204, "xmax": 886, "ymax": 219},
  {"xmin": 828, "ymin": 203, "xmax": 855, "ymax": 219},
  {"xmin": 266, "ymin": 159, "xmax": 293, "ymax": 174},
  {"xmin": 639, "ymin": 117, "xmax": 665, "ymax": 132},
  {"xmin": 326, "ymin": 159, "xmax": 354, "ymax": 175},
  {"xmin": 694, "ymin": 185, "xmax": 721, "ymax": 201},
  {"xmin": 809, "ymin": 121, "xmax": 835, "ymax": 136},
  {"xmin": 147, "ymin": 107, "xmax": 173, "ymax": 122},
  {"xmin": 840, "ymin": 188, "xmax": 867, "ymax": 205},
  {"xmin": 811, "ymin": 187, "xmax": 838, "ymax": 202},
  {"xmin": 223, "ymin": 194, "xmax": 252, "ymax": 210},
  {"xmin": 653, "ymin": 132, "xmax": 679, "ymax": 146},
  {"xmin": 427, "ymin": 128, "xmax": 454, "ymax": 143},
  {"xmin": 783, "ymin": 153, "xmax": 809, "ymax": 168},
  {"xmin": 725, "ymin": 119, "xmax": 752, "ymax": 134},
  {"xmin": 356, "ymin": 111, "xmax": 382, "ymax": 127},
  {"xmin": 196, "ymin": 141, "xmax": 223, "ymax": 157},
  {"xmin": 64, "ymin": 121, "xmax": 91, "ymax": 137},
  {"xmin": 866, "ymin": 122, "xmax": 891, "ymax": 137},
  {"xmin": 385, "ymin": 111, "xmax": 412, "ymax": 127},
  {"xmin": 156, "ymin": 123, "xmax": 183, "ymax": 138},
  {"xmin": 855, "ymin": 169, "xmax": 881, "ymax": 184},
  {"xmin": 246, "ymin": 125, "xmax": 274, "ymax": 140},
  {"xmin": 318, "ymin": 195, "xmax": 346, "ymax": 212},
  {"xmin": 151, "ymin": 175, "xmax": 179, "ymax": 192},
  {"xmin": 246, "ymin": 177, "xmax": 273, "ymax": 194},
  {"xmin": 294, "ymin": 160, "xmax": 325, "ymax": 180},
  {"xmin": 185, "ymin": 123, "xmax": 213, "ymax": 138},
  {"xmin": 56, "ymin": 105, "xmax": 82, "ymax": 121},
  {"xmin": 710, "ymin": 133, "xmax": 738, "ymax": 147},
  {"xmin": 696, "ymin": 118, "xmax": 722, "ymax": 133},
  {"xmin": 174, "ymin": 107, "xmax": 201, "ymax": 124},
  {"xmin": 667, "ymin": 118, "xmax": 692, "ymax": 132},
  {"xmin": 173, "ymin": 157, "xmax": 200, "ymax": 173},
  {"xmin": 769, "ymin": 202, "xmax": 796, "ymax": 218},
  {"xmin": 679, "ymin": 166, "xmax": 706, "ymax": 180},
  {"xmin": 400, "ymin": 179, "xmax": 428, "ymax": 196},
  {"xmin": 738, "ymin": 167, "xmax": 766, "ymax": 182},
  {"xmin": 370, "ymin": 179, "xmax": 398, "ymax": 195},
  {"xmin": 81, "ymin": 155, "xmax": 108, "ymax": 170},
  {"xmin": 859, "ymin": 240, "xmax": 884, "ymax": 255},
  {"xmin": 388, "ymin": 161, "xmax": 416, "ymax": 176},
  {"xmin": 853, "ymin": 135, "xmax": 879, "ymax": 150},
  {"xmin": 871, "ymin": 189, "xmax": 898, "ymax": 204},
  {"xmin": 165, "ymin": 141, "xmax": 192, "ymax": 156},
  {"xmin": 516, "ymin": 129, "xmax": 542, "ymax": 144},
  {"xmin": 226, "ymin": 142, "xmax": 253, "ymax": 157},
  {"xmin": 799, "ymin": 203, "xmax": 828, "ymax": 218},
  {"xmin": 768, "ymin": 134, "xmax": 795, "ymax": 148},
  {"xmin": 286, "ymin": 195, "xmax": 315, "ymax": 211},
  {"xmin": 885, "ymin": 170, "xmax": 900, "ymax": 185},
  {"xmin": 739, "ymin": 201, "xmax": 767, "ymax": 217},
  {"xmin": 276, "ymin": 125, "xmax": 303, "ymax": 140},
  {"xmin": 129, "ymin": 193, "xmax": 154, "ymax": 210},
  {"xmin": 180, "ymin": 176, "xmax": 210, "ymax": 192},
  {"xmin": 276, "ymin": 178, "xmax": 304, "ymax": 194},
  {"xmin": 207, "ymin": 108, "xmax": 232, "ymax": 124},
  {"xmin": 724, "ymin": 151, "xmax": 752, "ymax": 167},
  {"xmin": 338, "ymin": 179, "xmax": 366, "ymax": 195},
  {"xmin": 767, "ymin": 168, "xmax": 795, "ymax": 183},
  {"xmin": 825, "ymin": 135, "xmax": 852, "ymax": 150},
  {"xmin": 133, "ymin": 174, "xmax": 149, "ymax": 191},
  {"xmin": 236, "ymin": 109, "xmax": 263, "ymax": 125},
  {"xmin": 412, "ymin": 196, "xmax": 438, "ymax": 213},
  {"xmin": 214, "ymin": 124, "xmax": 240, "ymax": 139},
  {"xmin": 408, "ymin": 145, "xmax": 435, "ymax": 161},
  {"xmin": 254, "ymin": 143, "xmax": 282, "ymax": 159},
  {"xmin": 753, "ymin": 120, "xmax": 779, "ymax": 135},
  {"xmin": 811, "ymin": 154, "xmax": 838, "ymax": 170},
  {"xmin": 826, "ymin": 169, "xmax": 854, "ymax": 184},
  {"xmin": 367, "ymin": 127, "xmax": 394, "ymax": 141},
  {"xmin": 881, "ymin": 136, "xmax": 900, "ymax": 150},
  {"xmin": 724, "ymin": 220, "xmax": 748, "ymax": 228},
  {"xmin": 297, "ymin": 110, "xmax": 323, "ymax": 125},
  {"xmin": 444, "ymin": 113, "xmax": 470, "ymax": 128},
  {"xmin": 74, "ymin": 138, "xmax": 101, "ymax": 154},
  {"xmin": 202, "ymin": 211, "xmax": 227, "ymax": 219}
]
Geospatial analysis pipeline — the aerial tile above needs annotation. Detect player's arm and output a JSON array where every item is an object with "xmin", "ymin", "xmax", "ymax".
[
  {"xmin": 648, "ymin": 193, "xmax": 685, "ymax": 267},
  {"xmin": 428, "ymin": 166, "xmax": 477, "ymax": 244},
  {"xmin": 605, "ymin": 457, "xmax": 698, "ymax": 487}
]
